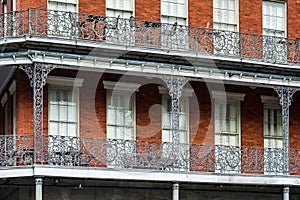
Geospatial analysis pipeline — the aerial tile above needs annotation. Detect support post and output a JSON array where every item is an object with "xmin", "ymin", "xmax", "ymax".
[
  {"xmin": 35, "ymin": 178, "xmax": 43, "ymax": 200},
  {"xmin": 20, "ymin": 63, "xmax": 55, "ymax": 163},
  {"xmin": 283, "ymin": 186, "xmax": 289, "ymax": 200},
  {"xmin": 162, "ymin": 76, "xmax": 188, "ymax": 169},
  {"xmin": 172, "ymin": 183, "xmax": 179, "ymax": 200},
  {"xmin": 274, "ymin": 86, "xmax": 298, "ymax": 175}
]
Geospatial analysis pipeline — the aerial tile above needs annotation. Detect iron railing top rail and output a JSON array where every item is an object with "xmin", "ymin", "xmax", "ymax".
[{"xmin": 0, "ymin": 8, "xmax": 299, "ymax": 65}]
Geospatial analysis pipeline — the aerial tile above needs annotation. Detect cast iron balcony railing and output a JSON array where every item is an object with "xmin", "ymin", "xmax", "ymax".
[
  {"xmin": 3, "ymin": 134, "xmax": 300, "ymax": 176},
  {"xmin": 0, "ymin": 9, "xmax": 299, "ymax": 64}
]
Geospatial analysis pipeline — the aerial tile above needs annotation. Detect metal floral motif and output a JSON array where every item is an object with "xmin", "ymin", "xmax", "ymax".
[
  {"xmin": 1, "ymin": 9, "xmax": 299, "ymax": 64},
  {"xmin": 274, "ymin": 86, "xmax": 299, "ymax": 174},
  {"xmin": 0, "ymin": 135, "xmax": 33, "ymax": 166},
  {"xmin": 20, "ymin": 63, "xmax": 56, "ymax": 163},
  {"xmin": 2, "ymin": 134, "xmax": 300, "ymax": 176}
]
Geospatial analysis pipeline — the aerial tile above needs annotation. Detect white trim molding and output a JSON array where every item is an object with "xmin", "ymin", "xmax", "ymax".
[
  {"xmin": 1, "ymin": 93, "xmax": 8, "ymax": 107},
  {"xmin": 103, "ymin": 80, "xmax": 140, "ymax": 93},
  {"xmin": 211, "ymin": 91, "xmax": 245, "ymax": 101},
  {"xmin": 158, "ymin": 86, "xmax": 194, "ymax": 97},
  {"xmin": 47, "ymin": 76, "xmax": 84, "ymax": 87}
]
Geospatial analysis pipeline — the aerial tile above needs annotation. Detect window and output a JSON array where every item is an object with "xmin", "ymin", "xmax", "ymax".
[
  {"xmin": 161, "ymin": 0, "xmax": 188, "ymax": 49},
  {"xmin": 47, "ymin": 76, "xmax": 83, "ymax": 166},
  {"xmin": 105, "ymin": 0, "xmax": 135, "ymax": 44},
  {"xmin": 212, "ymin": 91, "xmax": 244, "ymax": 173},
  {"xmin": 213, "ymin": 0, "xmax": 238, "ymax": 31},
  {"xmin": 213, "ymin": 0, "xmax": 239, "ymax": 55},
  {"xmin": 47, "ymin": 0, "xmax": 78, "ymax": 37},
  {"xmin": 106, "ymin": 0, "xmax": 134, "ymax": 18},
  {"xmin": 104, "ymin": 81, "xmax": 140, "ymax": 168},
  {"xmin": 106, "ymin": 92, "xmax": 135, "ymax": 140},
  {"xmin": 261, "ymin": 95, "xmax": 283, "ymax": 174},
  {"xmin": 49, "ymin": 87, "xmax": 79, "ymax": 137},
  {"xmin": 263, "ymin": 1, "xmax": 287, "ymax": 63}
]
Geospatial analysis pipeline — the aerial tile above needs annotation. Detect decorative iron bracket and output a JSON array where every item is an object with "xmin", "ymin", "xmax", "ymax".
[
  {"xmin": 274, "ymin": 86, "xmax": 299, "ymax": 175},
  {"xmin": 161, "ymin": 75, "xmax": 189, "ymax": 169},
  {"xmin": 20, "ymin": 63, "xmax": 56, "ymax": 163}
]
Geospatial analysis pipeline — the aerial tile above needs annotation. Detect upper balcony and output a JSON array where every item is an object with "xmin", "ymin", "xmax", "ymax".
[{"xmin": 0, "ymin": 8, "xmax": 299, "ymax": 67}]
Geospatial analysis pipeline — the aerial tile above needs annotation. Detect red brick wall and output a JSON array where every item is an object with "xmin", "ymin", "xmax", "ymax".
[
  {"xmin": 16, "ymin": 70, "xmax": 33, "ymax": 135},
  {"xmin": 239, "ymin": 0, "xmax": 262, "ymax": 34},
  {"xmin": 287, "ymin": 0, "xmax": 300, "ymax": 38},
  {"xmin": 135, "ymin": 0, "xmax": 160, "ymax": 21},
  {"xmin": 189, "ymin": 0, "xmax": 213, "ymax": 28},
  {"xmin": 190, "ymin": 81, "xmax": 214, "ymax": 145},
  {"xmin": 79, "ymin": 0, "xmax": 105, "ymax": 15},
  {"xmin": 136, "ymin": 83, "xmax": 162, "ymax": 143},
  {"xmin": 17, "ymin": 0, "xmax": 47, "ymax": 10}
]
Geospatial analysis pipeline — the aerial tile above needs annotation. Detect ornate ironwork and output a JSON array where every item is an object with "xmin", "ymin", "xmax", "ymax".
[
  {"xmin": 161, "ymin": 76, "xmax": 188, "ymax": 169},
  {"xmin": 0, "ymin": 135, "xmax": 285, "ymax": 175},
  {"xmin": 274, "ymin": 86, "xmax": 299, "ymax": 175},
  {"xmin": 20, "ymin": 63, "xmax": 56, "ymax": 163},
  {"xmin": 1, "ymin": 9, "xmax": 300, "ymax": 64},
  {"xmin": 2, "ymin": 134, "xmax": 300, "ymax": 176},
  {"xmin": 0, "ymin": 135, "xmax": 33, "ymax": 166},
  {"xmin": 0, "ymin": 10, "xmax": 25, "ymax": 38}
]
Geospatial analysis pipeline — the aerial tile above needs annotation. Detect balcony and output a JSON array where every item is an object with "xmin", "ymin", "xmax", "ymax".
[
  {"xmin": 0, "ymin": 9, "xmax": 299, "ymax": 65},
  {"xmin": 1, "ymin": 134, "xmax": 300, "ymax": 177}
]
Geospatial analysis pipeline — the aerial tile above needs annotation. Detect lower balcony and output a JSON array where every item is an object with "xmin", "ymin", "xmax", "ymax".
[{"xmin": 1, "ymin": 134, "xmax": 300, "ymax": 176}]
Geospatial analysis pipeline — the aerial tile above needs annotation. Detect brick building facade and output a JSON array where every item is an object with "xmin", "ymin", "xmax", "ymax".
[{"xmin": 0, "ymin": 0, "xmax": 300, "ymax": 199}]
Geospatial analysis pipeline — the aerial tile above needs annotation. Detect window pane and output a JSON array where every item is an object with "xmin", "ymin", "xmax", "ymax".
[{"xmin": 49, "ymin": 87, "xmax": 78, "ymax": 137}]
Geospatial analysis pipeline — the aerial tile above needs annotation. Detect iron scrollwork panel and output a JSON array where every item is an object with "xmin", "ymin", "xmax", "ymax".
[{"xmin": 20, "ymin": 63, "xmax": 56, "ymax": 163}]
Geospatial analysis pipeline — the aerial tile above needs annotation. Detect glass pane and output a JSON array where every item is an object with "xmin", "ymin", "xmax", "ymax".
[
  {"xmin": 49, "ymin": 122, "xmax": 58, "ymax": 135},
  {"xmin": 107, "ymin": 126, "xmax": 115, "ymax": 139},
  {"xmin": 68, "ymin": 106, "xmax": 77, "ymax": 122},
  {"xmin": 49, "ymin": 104, "xmax": 59, "ymax": 120},
  {"xmin": 59, "ymin": 123, "xmax": 68, "ymax": 136},
  {"xmin": 107, "ymin": 107, "xmax": 116, "ymax": 124},
  {"xmin": 162, "ymin": 130, "xmax": 172, "ymax": 142},
  {"xmin": 59, "ymin": 105, "xmax": 68, "ymax": 121},
  {"xmin": 68, "ymin": 124, "xmax": 77, "ymax": 137}
]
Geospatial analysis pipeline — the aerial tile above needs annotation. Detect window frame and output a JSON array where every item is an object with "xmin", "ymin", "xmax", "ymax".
[
  {"xmin": 212, "ymin": 91, "xmax": 244, "ymax": 147},
  {"xmin": 47, "ymin": 76, "xmax": 83, "ymax": 138},
  {"xmin": 261, "ymin": 95, "xmax": 283, "ymax": 147},
  {"xmin": 213, "ymin": 0, "xmax": 239, "ymax": 31},
  {"xmin": 262, "ymin": 0, "xmax": 287, "ymax": 37},
  {"xmin": 106, "ymin": 0, "xmax": 135, "ymax": 18},
  {"xmin": 104, "ymin": 81, "xmax": 140, "ymax": 141}
]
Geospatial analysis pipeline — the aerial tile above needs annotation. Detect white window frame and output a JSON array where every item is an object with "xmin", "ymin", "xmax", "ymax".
[
  {"xmin": 104, "ymin": 81, "xmax": 140, "ymax": 168},
  {"xmin": 261, "ymin": 95, "xmax": 283, "ymax": 174},
  {"xmin": 212, "ymin": 91, "xmax": 244, "ymax": 173},
  {"xmin": 104, "ymin": 81, "xmax": 139, "ymax": 141},
  {"xmin": 160, "ymin": 0, "xmax": 188, "ymax": 49},
  {"xmin": 262, "ymin": 1, "xmax": 287, "ymax": 63},
  {"xmin": 213, "ymin": 0, "xmax": 239, "ymax": 31},
  {"xmin": 47, "ymin": 76, "xmax": 83, "ymax": 138},
  {"xmin": 106, "ymin": 0, "xmax": 135, "ymax": 18}
]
